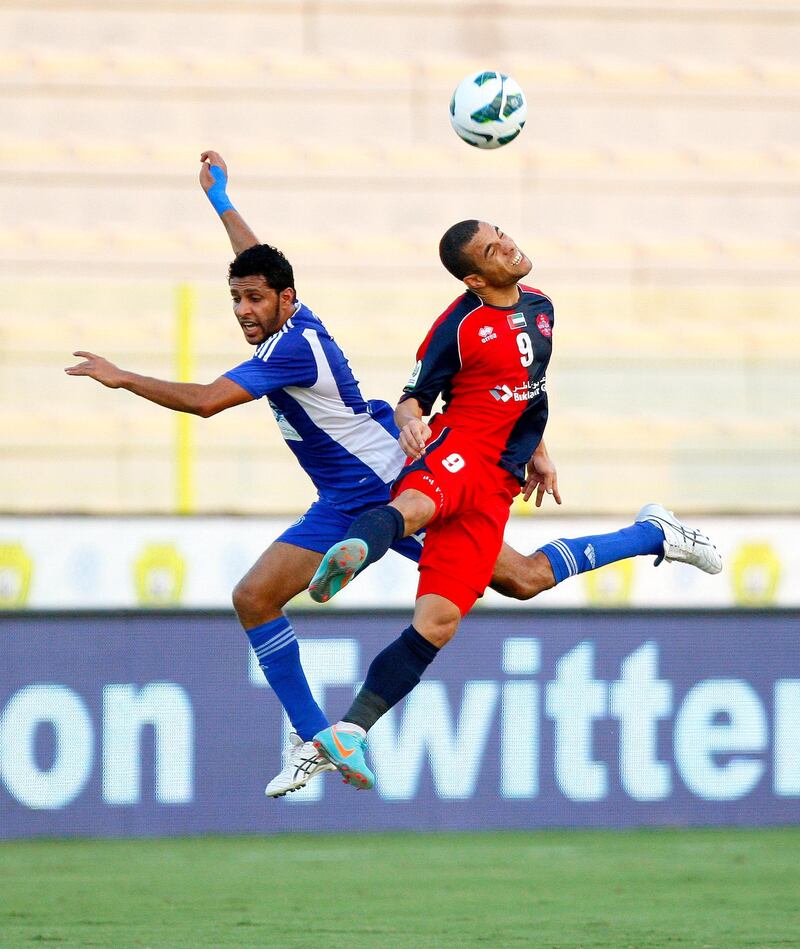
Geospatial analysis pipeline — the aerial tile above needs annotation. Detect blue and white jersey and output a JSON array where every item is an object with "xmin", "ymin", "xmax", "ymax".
[{"xmin": 225, "ymin": 302, "xmax": 405, "ymax": 513}]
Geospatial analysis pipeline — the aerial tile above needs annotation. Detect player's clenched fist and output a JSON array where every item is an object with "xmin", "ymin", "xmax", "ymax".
[
  {"xmin": 199, "ymin": 149, "xmax": 228, "ymax": 193},
  {"xmin": 399, "ymin": 418, "xmax": 431, "ymax": 460},
  {"xmin": 64, "ymin": 352, "xmax": 126, "ymax": 389}
]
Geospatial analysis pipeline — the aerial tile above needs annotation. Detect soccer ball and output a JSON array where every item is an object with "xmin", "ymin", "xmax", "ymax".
[{"xmin": 449, "ymin": 70, "xmax": 527, "ymax": 149}]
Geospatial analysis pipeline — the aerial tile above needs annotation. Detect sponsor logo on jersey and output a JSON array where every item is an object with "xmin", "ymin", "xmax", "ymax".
[
  {"xmin": 507, "ymin": 313, "xmax": 527, "ymax": 330},
  {"xmin": 269, "ymin": 400, "xmax": 303, "ymax": 441},
  {"xmin": 478, "ymin": 325, "xmax": 497, "ymax": 343},
  {"xmin": 420, "ymin": 474, "xmax": 445, "ymax": 501},
  {"xmin": 489, "ymin": 376, "xmax": 546, "ymax": 403},
  {"xmin": 490, "ymin": 384, "xmax": 514, "ymax": 403},
  {"xmin": 405, "ymin": 360, "xmax": 423, "ymax": 390},
  {"xmin": 536, "ymin": 312, "xmax": 552, "ymax": 338}
]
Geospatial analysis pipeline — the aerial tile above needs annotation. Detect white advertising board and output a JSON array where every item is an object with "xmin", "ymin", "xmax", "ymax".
[{"xmin": 0, "ymin": 515, "xmax": 794, "ymax": 611}]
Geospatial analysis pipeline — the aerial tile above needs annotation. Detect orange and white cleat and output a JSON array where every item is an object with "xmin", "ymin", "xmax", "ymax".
[{"xmin": 308, "ymin": 539, "xmax": 368, "ymax": 603}]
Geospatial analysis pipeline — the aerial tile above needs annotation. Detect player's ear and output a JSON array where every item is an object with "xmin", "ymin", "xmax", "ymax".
[
  {"xmin": 463, "ymin": 273, "xmax": 486, "ymax": 291},
  {"xmin": 279, "ymin": 287, "xmax": 295, "ymax": 305}
]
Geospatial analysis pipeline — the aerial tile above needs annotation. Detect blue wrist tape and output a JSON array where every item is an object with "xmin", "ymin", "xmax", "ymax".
[{"xmin": 206, "ymin": 165, "xmax": 235, "ymax": 216}]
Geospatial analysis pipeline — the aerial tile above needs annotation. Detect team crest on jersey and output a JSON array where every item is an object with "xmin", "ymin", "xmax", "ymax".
[
  {"xmin": 405, "ymin": 360, "xmax": 423, "ymax": 390},
  {"xmin": 507, "ymin": 313, "xmax": 526, "ymax": 330},
  {"xmin": 478, "ymin": 325, "xmax": 497, "ymax": 343},
  {"xmin": 536, "ymin": 313, "xmax": 552, "ymax": 338}
]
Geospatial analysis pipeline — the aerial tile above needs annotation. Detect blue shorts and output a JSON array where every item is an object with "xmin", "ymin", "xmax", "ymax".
[{"xmin": 276, "ymin": 498, "xmax": 424, "ymax": 564}]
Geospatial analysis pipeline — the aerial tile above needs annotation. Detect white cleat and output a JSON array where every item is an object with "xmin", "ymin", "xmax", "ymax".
[
  {"xmin": 636, "ymin": 503, "xmax": 723, "ymax": 575},
  {"xmin": 264, "ymin": 732, "xmax": 336, "ymax": 798}
]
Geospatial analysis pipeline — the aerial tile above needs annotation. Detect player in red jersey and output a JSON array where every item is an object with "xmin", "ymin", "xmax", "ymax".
[{"xmin": 309, "ymin": 219, "xmax": 721, "ymax": 790}]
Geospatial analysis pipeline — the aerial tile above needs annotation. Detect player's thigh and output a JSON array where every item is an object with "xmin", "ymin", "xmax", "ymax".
[
  {"xmin": 233, "ymin": 542, "xmax": 322, "ymax": 621},
  {"xmin": 417, "ymin": 501, "xmax": 511, "ymax": 616},
  {"xmin": 392, "ymin": 426, "xmax": 477, "ymax": 520}
]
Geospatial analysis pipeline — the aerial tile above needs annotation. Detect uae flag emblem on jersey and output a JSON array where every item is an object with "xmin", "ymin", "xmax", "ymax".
[{"xmin": 507, "ymin": 313, "xmax": 526, "ymax": 330}]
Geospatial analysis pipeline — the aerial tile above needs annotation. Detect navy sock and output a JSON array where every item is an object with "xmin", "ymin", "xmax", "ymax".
[
  {"xmin": 246, "ymin": 616, "xmax": 329, "ymax": 741},
  {"xmin": 539, "ymin": 521, "xmax": 665, "ymax": 584},
  {"xmin": 344, "ymin": 625, "xmax": 439, "ymax": 730},
  {"xmin": 348, "ymin": 505, "xmax": 405, "ymax": 569}
]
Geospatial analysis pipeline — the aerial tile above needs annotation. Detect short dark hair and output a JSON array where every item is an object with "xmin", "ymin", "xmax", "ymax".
[
  {"xmin": 228, "ymin": 243, "xmax": 295, "ymax": 294},
  {"xmin": 439, "ymin": 219, "xmax": 481, "ymax": 280}
]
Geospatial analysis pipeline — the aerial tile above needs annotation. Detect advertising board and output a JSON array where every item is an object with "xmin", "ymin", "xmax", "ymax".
[{"xmin": 2, "ymin": 611, "xmax": 798, "ymax": 838}]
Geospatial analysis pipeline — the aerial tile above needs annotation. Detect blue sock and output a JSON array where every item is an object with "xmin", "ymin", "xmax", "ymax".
[
  {"xmin": 539, "ymin": 521, "xmax": 664, "ymax": 584},
  {"xmin": 344, "ymin": 625, "xmax": 439, "ymax": 730},
  {"xmin": 246, "ymin": 616, "xmax": 328, "ymax": 741},
  {"xmin": 347, "ymin": 505, "xmax": 405, "ymax": 570}
]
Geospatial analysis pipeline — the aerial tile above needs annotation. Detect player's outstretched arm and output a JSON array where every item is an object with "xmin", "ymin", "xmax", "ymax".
[
  {"xmin": 522, "ymin": 438, "xmax": 562, "ymax": 507},
  {"xmin": 65, "ymin": 351, "xmax": 253, "ymax": 417},
  {"xmin": 199, "ymin": 150, "xmax": 260, "ymax": 255},
  {"xmin": 394, "ymin": 397, "xmax": 431, "ymax": 460}
]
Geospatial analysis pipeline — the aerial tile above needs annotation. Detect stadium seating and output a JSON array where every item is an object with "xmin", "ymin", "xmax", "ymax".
[{"xmin": 1, "ymin": 0, "xmax": 797, "ymax": 514}]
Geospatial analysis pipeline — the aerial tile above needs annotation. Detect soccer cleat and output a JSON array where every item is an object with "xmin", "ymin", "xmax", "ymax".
[
  {"xmin": 313, "ymin": 724, "xmax": 375, "ymax": 790},
  {"xmin": 264, "ymin": 732, "xmax": 336, "ymax": 798},
  {"xmin": 636, "ymin": 503, "xmax": 723, "ymax": 575},
  {"xmin": 308, "ymin": 539, "xmax": 368, "ymax": 603}
]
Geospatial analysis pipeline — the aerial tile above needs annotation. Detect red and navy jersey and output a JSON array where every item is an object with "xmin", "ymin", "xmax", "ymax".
[{"xmin": 400, "ymin": 285, "xmax": 554, "ymax": 482}]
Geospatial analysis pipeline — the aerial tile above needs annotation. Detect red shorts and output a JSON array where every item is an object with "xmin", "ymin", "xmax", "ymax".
[{"xmin": 392, "ymin": 426, "xmax": 520, "ymax": 615}]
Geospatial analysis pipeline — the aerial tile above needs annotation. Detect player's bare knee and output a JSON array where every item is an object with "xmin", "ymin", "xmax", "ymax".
[
  {"xmin": 414, "ymin": 602, "xmax": 461, "ymax": 648},
  {"xmin": 420, "ymin": 619, "xmax": 459, "ymax": 649},
  {"xmin": 231, "ymin": 578, "xmax": 254, "ymax": 622},
  {"xmin": 392, "ymin": 490, "xmax": 436, "ymax": 534},
  {"xmin": 232, "ymin": 575, "xmax": 278, "ymax": 626}
]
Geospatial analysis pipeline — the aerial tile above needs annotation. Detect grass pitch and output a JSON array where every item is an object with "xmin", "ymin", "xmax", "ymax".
[{"xmin": 2, "ymin": 828, "xmax": 799, "ymax": 947}]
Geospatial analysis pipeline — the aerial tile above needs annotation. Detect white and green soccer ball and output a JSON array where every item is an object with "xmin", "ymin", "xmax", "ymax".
[{"xmin": 449, "ymin": 70, "xmax": 527, "ymax": 149}]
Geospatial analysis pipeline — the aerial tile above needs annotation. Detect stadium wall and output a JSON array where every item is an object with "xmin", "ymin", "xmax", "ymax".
[{"xmin": 2, "ymin": 610, "xmax": 798, "ymax": 839}]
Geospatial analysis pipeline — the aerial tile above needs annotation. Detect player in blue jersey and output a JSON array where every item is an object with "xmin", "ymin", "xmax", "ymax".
[
  {"xmin": 62, "ymin": 150, "xmax": 557, "ymax": 797},
  {"xmin": 66, "ymin": 151, "xmax": 720, "ymax": 800}
]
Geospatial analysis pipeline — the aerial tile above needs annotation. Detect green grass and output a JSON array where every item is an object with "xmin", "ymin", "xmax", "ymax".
[{"xmin": 1, "ymin": 829, "xmax": 799, "ymax": 948}]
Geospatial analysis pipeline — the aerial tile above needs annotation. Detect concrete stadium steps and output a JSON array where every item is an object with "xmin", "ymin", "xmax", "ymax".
[
  {"xmin": 4, "ymin": 281, "xmax": 800, "ymax": 362},
  {"xmin": 3, "ymin": 47, "xmax": 799, "ymax": 98},
  {"xmin": 2, "ymin": 136, "xmax": 799, "ymax": 188},
  {"xmin": 3, "ymin": 404, "xmax": 796, "ymax": 514},
  {"xmin": 5, "ymin": 0, "xmax": 799, "ymax": 60},
  {"xmin": 3, "ymin": 55, "xmax": 799, "ymax": 158},
  {"xmin": 1, "ymin": 0, "xmax": 797, "ymax": 515},
  {"xmin": 8, "ymin": 277, "xmax": 800, "ymax": 346},
  {"xmin": 0, "ymin": 405, "xmax": 310, "ymax": 513},
  {"xmin": 536, "ymin": 412, "xmax": 800, "ymax": 515},
  {"xmin": 1, "ymin": 225, "xmax": 797, "ymax": 284}
]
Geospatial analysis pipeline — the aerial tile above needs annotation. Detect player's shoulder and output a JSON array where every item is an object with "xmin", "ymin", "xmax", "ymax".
[
  {"xmin": 416, "ymin": 292, "xmax": 481, "ymax": 359},
  {"xmin": 289, "ymin": 301, "xmax": 328, "ymax": 335},
  {"xmin": 519, "ymin": 284, "xmax": 554, "ymax": 306},
  {"xmin": 253, "ymin": 303, "xmax": 327, "ymax": 360},
  {"xmin": 430, "ymin": 290, "xmax": 485, "ymax": 333}
]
